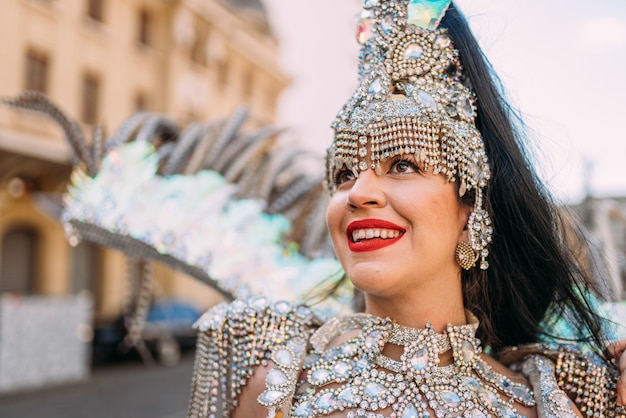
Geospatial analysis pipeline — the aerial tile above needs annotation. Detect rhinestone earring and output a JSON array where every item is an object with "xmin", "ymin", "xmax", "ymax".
[{"xmin": 455, "ymin": 241, "xmax": 477, "ymax": 270}]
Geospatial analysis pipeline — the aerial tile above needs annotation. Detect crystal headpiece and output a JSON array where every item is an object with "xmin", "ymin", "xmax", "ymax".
[{"xmin": 326, "ymin": 0, "xmax": 492, "ymax": 269}]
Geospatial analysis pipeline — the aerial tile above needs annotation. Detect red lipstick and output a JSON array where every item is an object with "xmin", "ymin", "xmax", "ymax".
[{"xmin": 346, "ymin": 219, "xmax": 405, "ymax": 253}]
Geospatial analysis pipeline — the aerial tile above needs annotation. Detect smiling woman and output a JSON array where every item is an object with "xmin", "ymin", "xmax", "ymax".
[
  {"xmin": 186, "ymin": 1, "xmax": 625, "ymax": 417},
  {"xmin": 327, "ymin": 161, "xmax": 469, "ymax": 303}
]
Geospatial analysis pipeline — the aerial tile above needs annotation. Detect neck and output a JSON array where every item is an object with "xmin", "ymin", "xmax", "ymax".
[{"xmin": 363, "ymin": 279, "xmax": 466, "ymax": 333}]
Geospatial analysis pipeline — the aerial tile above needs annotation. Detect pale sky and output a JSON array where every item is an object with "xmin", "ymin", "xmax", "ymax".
[{"xmin": 262, "ymin": 0, "xmax": 626, "ymax": 204}]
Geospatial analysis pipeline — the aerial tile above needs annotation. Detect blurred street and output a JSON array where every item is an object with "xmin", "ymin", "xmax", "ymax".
[{"xmin": 0, "ymin": 352, "xmax": 195, "ymax": 418}]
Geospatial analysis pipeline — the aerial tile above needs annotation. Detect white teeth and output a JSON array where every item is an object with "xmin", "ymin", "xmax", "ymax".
[{"xmin": 351, "ymin": 228, "xmax": 402, "ymax": 242}]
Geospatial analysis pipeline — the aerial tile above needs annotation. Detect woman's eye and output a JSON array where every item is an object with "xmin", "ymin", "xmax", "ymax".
[
  {"xmin": 334, "ymin": 168, "xmax": 355, "ymax": 185},
  {"xmin": 390, "ymin": 159, "xmax": 419, "ymax": 174}
]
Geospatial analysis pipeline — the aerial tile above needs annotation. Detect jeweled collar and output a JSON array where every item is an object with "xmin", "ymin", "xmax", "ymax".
[
  {"xmin": 291, "ymin": 311, "xmax": 535, "ymax": 417},
  {"xmin": 311, "ymin": 311, "xmax": 478, "ymax": 352},
  {"xmin": 310, "ymin": 311, "xmax": 481, "ymax": 373}
]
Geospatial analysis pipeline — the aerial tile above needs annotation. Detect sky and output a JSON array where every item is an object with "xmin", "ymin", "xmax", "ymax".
[{"xmin": 262, "ymin": 0, "xmax": 626, "ymax": 204}]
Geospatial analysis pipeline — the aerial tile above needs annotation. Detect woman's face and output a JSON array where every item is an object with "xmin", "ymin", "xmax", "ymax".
[{"xmin": 326, "ymin": 154, "xmax": 470, "ymax": 298}]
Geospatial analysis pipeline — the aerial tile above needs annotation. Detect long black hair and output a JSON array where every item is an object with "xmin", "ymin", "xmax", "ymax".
[{"xmin": 441, "ymin": 3, "xmax": 612, "ymax": 357}]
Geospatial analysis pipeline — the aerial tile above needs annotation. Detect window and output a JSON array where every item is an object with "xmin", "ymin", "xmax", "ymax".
[
  {"xmin": 242, "ymin": 69, "xmax": 253, "ymax": 100},
  {"xmin": 25, "ymin": 50, "xmax": 49, "ymax": 93},
  {"xmin": 86, "ymin": 0, "xmax": 104, "ymax": 22},
  {"xmin": 217, "ymin": 58, "xmax": 229, "ymax": 88},
  {"xmin": 135, "ymin": 92, "xmax": 148, "ymax": 112},
  {"xmin": 190, "ymin": 21, "xmax": 209, "ymax": 66},
  {"xmin": 81, "ymin": 73, "xmax": 100, "ymax": 125},
  {"xmin": 138, "ymin": 9, "xmax": 151, "ymax": 46},
  {"xmin": 0, "ymin": 227, "xmax": 38, "ymax": 294},
  {"xmin": 70, "ymin": 241, "xmax": 100, "ymax": 294}
]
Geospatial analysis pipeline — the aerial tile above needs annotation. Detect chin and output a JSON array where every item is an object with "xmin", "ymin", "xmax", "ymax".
[{"xmin": 345, "ymin": 268, "xmax": 388, "ymax": 293}]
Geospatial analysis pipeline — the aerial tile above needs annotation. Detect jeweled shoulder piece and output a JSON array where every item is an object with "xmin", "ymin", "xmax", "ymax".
[
  {"xmin": 328, "ymin": 0, "xmax": 493, "ymax": 269},
  {"xmin": 187, "ymin": 297, "xmax": 322, "ymax": 418},
  {"xmin": 503, "ymin": 343, "xmax": 625, "ymax": 417}
]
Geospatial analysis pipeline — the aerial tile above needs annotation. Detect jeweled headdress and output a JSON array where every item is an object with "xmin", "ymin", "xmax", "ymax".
[{"xmin": 327, "ymin": 0, "xmax": 492, "ymax": 269}]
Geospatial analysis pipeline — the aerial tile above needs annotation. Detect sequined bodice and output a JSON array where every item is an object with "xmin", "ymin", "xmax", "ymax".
[
  {"xmin": 189, "ymin": 298, "xmax": 619, "ymax": 418},
  {"xmin": 280, "ymin": 313, "xmax": 539, "ymax": 417}
]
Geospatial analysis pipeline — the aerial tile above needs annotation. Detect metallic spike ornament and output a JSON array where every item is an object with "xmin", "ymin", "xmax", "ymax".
[{"xmin": 327, "ymin": 0, "xmax": 492, "ymax": 269}]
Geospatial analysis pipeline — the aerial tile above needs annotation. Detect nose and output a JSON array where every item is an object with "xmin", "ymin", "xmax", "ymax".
[{"xmin": 347, "ymin": 168, "xmax": 387, "ymax": 210}]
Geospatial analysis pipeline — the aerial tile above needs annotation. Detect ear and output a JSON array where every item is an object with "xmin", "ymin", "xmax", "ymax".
[{"xmin": 457, "ymin": 204, "xmax": 472, "ymax": 242}]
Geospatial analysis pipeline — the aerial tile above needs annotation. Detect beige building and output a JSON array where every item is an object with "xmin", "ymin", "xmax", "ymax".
[
  {"xmin": 0, "ymin": 0, "xmax": 288, "ymax": 323},
  {"xmin": 572, "ymin": 197, "xmax": 626, "ymax": 300}
]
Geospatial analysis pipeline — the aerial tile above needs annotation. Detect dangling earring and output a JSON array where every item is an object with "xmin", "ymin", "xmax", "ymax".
[{"xmin": 455, "ymin": 241, "xmax": 477, "ymax": 270}]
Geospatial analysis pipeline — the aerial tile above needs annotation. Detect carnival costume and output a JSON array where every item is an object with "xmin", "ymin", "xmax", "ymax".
[
  {"xmin": 2, "ymin": 0, "xmax": 624, "ymax": 417},
  {"xmin": 188, "ymin": 297, "xmax": 621, "ymax": 417},
  {"xmin": 187, "ymin": 1, "xmax": 623, "ymax": 417}
]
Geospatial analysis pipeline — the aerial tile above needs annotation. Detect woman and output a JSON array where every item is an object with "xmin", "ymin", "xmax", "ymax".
[{"xmin": 187, "ymin": 1, "xmax": 624, "ymax": 416}]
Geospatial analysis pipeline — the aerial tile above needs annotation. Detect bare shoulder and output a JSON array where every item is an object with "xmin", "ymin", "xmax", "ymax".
[
  {"xmin": 232, "ymin": 362, "xmax": 275, "ymax": 418},
  {"xmin": 481, "ymin": 353, "xmax": 528, "ymax": 383}
]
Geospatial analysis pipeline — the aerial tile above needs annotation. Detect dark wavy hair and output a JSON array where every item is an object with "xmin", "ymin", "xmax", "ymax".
[{"xmin": 441, "ymin": 3, "xmax": 612, "ymax": 357}]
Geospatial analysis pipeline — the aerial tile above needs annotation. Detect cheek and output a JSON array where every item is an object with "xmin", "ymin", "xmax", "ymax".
[
  {"xmin": 431, "ymin": 195, "xmax": 467, "ymax": 239},
  {"xmin": 402, "ymin": 185, "xmax": 464, "ymax": 232},
  {"xmin": 325, "ymin": 194, "xmax": 345, "ymax": 241}
]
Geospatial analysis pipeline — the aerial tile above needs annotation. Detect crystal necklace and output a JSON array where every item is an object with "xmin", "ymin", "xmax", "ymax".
[{"xmin": 290, "ymin": 312, "xmax": 535, "ymax": 417}]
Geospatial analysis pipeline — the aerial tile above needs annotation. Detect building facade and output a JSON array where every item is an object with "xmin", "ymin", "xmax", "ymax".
[
  {"xmin": 572, "ymin": 197, "xmax": 626, "ymax": 301},
  {"xmin": 0, "ymin": 0, "xmax": 288, "ymax": 323}
]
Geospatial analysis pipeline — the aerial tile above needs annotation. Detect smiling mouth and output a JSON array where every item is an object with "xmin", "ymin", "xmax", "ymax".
[
  {"xmin": 346, "ymin": 220, "xmax": 405, "ymax": 252},
  {"xmin": 351, "ymin": 228, "xmax": 403, "ymax": 243}
]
